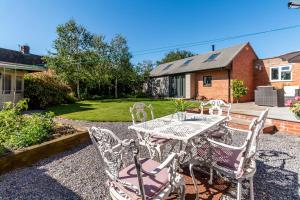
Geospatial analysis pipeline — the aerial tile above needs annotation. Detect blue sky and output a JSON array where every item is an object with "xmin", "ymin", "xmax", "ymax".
[{"xmin": 0, "ymin": 0, "xmax": 300, "ymax": 64}]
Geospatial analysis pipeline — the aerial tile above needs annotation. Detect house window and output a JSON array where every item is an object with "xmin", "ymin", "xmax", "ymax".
[
  {"xmin": 270, "ymin": 65, "xmax": 292, "ymax": 81},
  {"xmin": 203, "ymin": 76, "xmax": 212, "ymax": 87},
  {"xmin": 2, "ymin": 74, "xmax": 12, "ymax": 94},
  {"xmin": 16, "ymin": 76, "xmax": 23, "ymax": 93},
  {"xmin": 204, "ymin": 53, "xmax": 220, "ymax": 62}
]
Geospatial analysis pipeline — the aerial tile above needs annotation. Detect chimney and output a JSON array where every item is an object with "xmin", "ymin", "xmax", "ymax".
[
  {"xmin": 20, "ymin": 45, "xmax": 30, "ymax": 54},
  {"xmin": 212, "ymin": 44, "xmax": 215, "ymax": 51}
]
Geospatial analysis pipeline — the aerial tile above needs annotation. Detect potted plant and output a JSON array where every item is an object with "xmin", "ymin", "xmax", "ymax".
[
  {"xmin": 285, "ymin": 96, "xmax": 300, "ymax": 120},
  {"xmin": 174, "ymin": 98, "xmax": 190, "ymax": 121}
]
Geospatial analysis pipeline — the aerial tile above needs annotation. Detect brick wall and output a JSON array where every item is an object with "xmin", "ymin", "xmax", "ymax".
[
  {"xmin": 254, "ymin": 58, "xmax": 300, "ymax": 89},
  {"xmin": 195, "ymin": 69, "xmax": 230, "ymax": 101},
  {"xmin": 230, "ymin": 112, "xmax": 300, "ymax": 136},
  {"xmin": 231, "ymin": 44, "xmax": 258, "ymax": 102}
]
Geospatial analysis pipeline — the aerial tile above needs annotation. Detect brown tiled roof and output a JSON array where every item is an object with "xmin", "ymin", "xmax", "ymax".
[
  {"xmin": 0, "ymin": 47, "xmax": 44, "ymax": 66},
  {"xmin": 150, "ymin": 43, "xmax": 250, "ymax": 77},
  {"xmin": 278, "ymin": 51, "xmax": 300, "ymax": 63}
]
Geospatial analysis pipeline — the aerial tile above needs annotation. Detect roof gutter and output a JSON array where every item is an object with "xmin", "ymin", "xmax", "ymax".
[{"xmin": 0, "ymin": 61, "xmax": 46, "ymax": 72}]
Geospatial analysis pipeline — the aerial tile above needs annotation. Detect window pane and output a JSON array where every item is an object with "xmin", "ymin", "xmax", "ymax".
[
  {"xmin": 271, "ymin": 68, "xmax": 279, "ymax": 80},
  {"xmin": 204, "ymin": 53, "xmax": 220, "ymax": 62},
  {"xmin": 16, "ymin": 76, "xmax": 23, "ymax": 93},
  {"xmin": 203, "ymin": 76, "xmax": 212, "ymax": 87},
  {"xmin": 281, "ymin": 66, "xmax": 290, "ymax": 71},
  {"xmin": 2, "ymin": 74, "xmax": 11, "ymax": 94},
  {"xmin": 281, "ymin": 71, "xmax": 291, "ymax": 80}
]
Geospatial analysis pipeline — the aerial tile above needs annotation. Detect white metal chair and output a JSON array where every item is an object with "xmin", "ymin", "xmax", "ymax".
[
  {"xmin": 189, "ymin": 109, "xmax": 269, "ymax": 200},
  {"xmin": 200, "ymin": 100, "xmax": 232, "ymax": 143},
  {"xmin": 130, "ymin": 102, "xmax": 171, "ymax": 161},
  {"xmin": 88, "ymin": 127, "xmax": 185, "ymax": 200}
]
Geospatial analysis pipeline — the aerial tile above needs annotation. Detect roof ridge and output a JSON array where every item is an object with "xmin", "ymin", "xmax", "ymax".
[
  {"xmin": 0, "ymin": 47, "xmax": 42, "ymax": 57},
  {"xmin": 157, "ymin": 42, "xmax": 248, "ymax": 67},
  {"xmin": 261, "ymin": 50, "xmax": 300, "ymax": 60}
]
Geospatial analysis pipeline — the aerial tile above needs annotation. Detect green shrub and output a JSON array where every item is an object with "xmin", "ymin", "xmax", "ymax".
[
  {"xmin": 24, "ymin": 72, "xmax": 76, "ymax": 108},
  {"xmin": 232, "ymin": 79, "xmax": 248, "ymax": 103},
  {"xmin": 0, "ymin": 100, "xmax": 54, "ymax": 154}
]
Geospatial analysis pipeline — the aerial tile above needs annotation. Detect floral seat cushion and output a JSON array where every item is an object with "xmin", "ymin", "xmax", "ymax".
[
  {"xmin": 149, "ymin": 135, "xmax": 170, "ymax": 145},
  {"xmin": 116, "ymin": 158, "xmax": 169, "ymax": 199}
]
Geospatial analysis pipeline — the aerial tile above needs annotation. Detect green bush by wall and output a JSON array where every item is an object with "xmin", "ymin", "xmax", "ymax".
[{"xmin": 24, "ymin": 72, "xmax": 76, "ymax": 108}]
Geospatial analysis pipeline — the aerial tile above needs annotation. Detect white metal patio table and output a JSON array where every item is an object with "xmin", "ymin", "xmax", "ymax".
[{"xmin": 128, "ymin": 112, "xmax": 227, "ymax": 152}]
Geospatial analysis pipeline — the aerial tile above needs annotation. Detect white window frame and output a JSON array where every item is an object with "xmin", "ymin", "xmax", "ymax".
[{"xmin": 270, "ymin": 65, "xmax": 292, "ymax": 82}]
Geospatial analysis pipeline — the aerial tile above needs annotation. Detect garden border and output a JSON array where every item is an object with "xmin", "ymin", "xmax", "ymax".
[{"xmin": 0, "ymin": 129, "xmax": 90, "ymax": 175}]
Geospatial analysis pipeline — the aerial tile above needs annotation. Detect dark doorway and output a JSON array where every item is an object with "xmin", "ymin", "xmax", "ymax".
[{"xmin": 169, "ymin": 75, "xmax": 185, "ymax": 97}]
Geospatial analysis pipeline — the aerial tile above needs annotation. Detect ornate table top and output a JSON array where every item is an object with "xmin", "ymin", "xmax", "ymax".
[{"xmin": 128, "ymin": 113, "xmax": 227, "ymax": 143}]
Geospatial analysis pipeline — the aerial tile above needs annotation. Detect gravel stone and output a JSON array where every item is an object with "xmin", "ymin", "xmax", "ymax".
[{"xmin": 0, "ymin": 119, "xmax": 299, "ymax": 200}]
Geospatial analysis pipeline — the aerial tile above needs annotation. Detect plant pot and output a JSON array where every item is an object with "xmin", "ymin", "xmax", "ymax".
[
  {"xmin": 295, "ymin": 114, "xmax": 300, "ymax": 120},
  {"xmin": 177, "ymin": 112, "xmax": 186, "ymax": 121}
]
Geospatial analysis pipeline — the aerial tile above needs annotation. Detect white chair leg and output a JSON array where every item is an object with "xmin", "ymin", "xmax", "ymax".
[
  {"xmin": 156, "ymin": 146, "xmax": 162, "ymax": 161},
  {"xmin": 146, "ymin": 145, "xmax": 156, "ymax": 159},
  {"xmin": 250, "ymin": 177, "xmax": 254, "ymax": 200},
  {"xmin": 178, "ymin": 182, "xmax": 186, "ymax": 200},
  {"xmin": 208, "ymin": 168, "xmax": 213, "ymax": 185},
  {"xmin": 237, "ymin": 180, "xmax": 242, "ymax": 200},
  {"xmin": 189, "ymin": 163, "xmax": 199, "ymax": 200}
]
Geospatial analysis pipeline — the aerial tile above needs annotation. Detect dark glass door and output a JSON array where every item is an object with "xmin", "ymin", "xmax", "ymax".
[{"xmin": 169, "ymin": 75, "xmax": 185, "ymax": 97}]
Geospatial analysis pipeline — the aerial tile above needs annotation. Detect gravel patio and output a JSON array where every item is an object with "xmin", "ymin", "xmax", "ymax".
[{"xmin": 0, "ymin": 120, "xmax": 299, "ymax": 200}]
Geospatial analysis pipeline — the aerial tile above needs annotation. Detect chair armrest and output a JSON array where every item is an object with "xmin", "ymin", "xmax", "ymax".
[
  {"xmin": 207, "ymin": 138, "xmax": 247, "ymax": 150},
  {"xmin": 222, "ymin": 125, "xmax": 250, "ymax": 134},
  {"xmin": 140, "ymin": 152, "xmax": 180, "ymax": 176}
]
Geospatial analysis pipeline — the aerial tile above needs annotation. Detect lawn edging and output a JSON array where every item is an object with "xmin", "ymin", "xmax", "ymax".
[{"xmin": 0, "ymin": 129, "xmax": 90, "ymax": 175}]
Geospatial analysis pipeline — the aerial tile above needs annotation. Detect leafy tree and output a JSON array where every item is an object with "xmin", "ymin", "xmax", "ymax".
[
  {"xmin": 109, "ymin": 35, "xmax": 133, "ymax": 98},
  {"xmin": 157, "ymin": 49, "xmax": 195, "ymax": 65},
  {"xmin": 44, "ymin": 19, "xmax": 94, "ymax": 99},
  {"xmin": 232, "ymin": 79, "xmax": 248, "ymax": 103},
  {"xmin": 134, "ymin": 60, "xmax": 154, "ymax": 94}
]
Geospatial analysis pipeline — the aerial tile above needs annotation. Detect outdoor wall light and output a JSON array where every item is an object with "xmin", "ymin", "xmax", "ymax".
[{"xmin": 288, "ymin": 0, "xmax": 300, "ymax": 8}]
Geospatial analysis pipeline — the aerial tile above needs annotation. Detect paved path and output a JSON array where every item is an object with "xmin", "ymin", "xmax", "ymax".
[{"xmin": 0, "ymin": 120, "xmax": 299, "ymax": 200}]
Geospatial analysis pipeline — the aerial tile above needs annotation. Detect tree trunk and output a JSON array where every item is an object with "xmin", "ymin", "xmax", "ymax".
[
  {"xmin": 115, "ymin": 78, "xmax": 118, "ymax": 98},
  {"xmin": 77, "ymin": 81, "xmax": 80, "ymax": 99}
]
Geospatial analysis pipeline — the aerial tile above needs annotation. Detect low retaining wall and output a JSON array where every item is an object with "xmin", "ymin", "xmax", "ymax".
[
  {"xmin": 0, "ymin": 131, "xmax": 90, "ymax": 175},
  {"xmin": 230, "ymin": 113, "xmax": 300, "ymax": 136}
]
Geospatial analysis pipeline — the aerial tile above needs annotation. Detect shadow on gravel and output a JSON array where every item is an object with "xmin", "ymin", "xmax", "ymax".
[
  {"xmin": 0, "ymin": 145, "xmax": 91, "ymax": 200},
  {"xmin": 254, "ymin": 150, "xmax": 299, "ymax": 200},
  {"xmin": 0, "ymin": 167, "xmax": 81, "ymax": 200}
]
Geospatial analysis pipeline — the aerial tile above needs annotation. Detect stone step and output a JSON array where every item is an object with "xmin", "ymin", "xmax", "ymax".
[{"xmin": 228, "ymin": 117, "xmax": 276, "ymax": 134}]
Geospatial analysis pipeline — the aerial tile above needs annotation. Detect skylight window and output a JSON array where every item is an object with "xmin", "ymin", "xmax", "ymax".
[
  {"xmin": 182, "ymin": 59, "xmax": 193, "ymax": 66},
  {"xmin": 204, "ymin": 53, "xmax": 220, "ymax": 62},
  {"xmin": 163, "ymin": 63, "xmax": 173, "ymax": 70}
]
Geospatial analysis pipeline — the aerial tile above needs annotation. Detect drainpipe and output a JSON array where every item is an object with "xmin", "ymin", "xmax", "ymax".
[{"xmin": 227, "ymin": 68, "xmax": 231, "ymax": 103}]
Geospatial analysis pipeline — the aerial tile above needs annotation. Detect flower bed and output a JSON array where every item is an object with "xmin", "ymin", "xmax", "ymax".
[
  {"xmin": 0, "ymin": 99, "xmax": 76, "ymax": 157},
  {"xmin": 285, "ymin": 96, "xmax": 300, "ymax": 119}
]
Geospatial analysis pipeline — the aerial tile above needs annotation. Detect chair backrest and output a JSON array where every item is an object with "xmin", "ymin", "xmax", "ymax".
[
  {"xmin": 246, "ymin": 108, "xmax": 269, "ymax": 160},
  {"xmin": 89, "ymin": 127, "xmax": 147, "ymax": 199},
  {"xmin": 88, "ymin": 127, "xmax": 125, "ymax": 180},
  {"xmin": 236, "ymin": 109, "xmax": 269, "ymax": 177},
  {"xmin": 201, "ymin": 100, "xmax": 231, "ymax": 119},
  {"xmin": 129, "ymin": 102, "xmax": 154, "ymax": 125}
]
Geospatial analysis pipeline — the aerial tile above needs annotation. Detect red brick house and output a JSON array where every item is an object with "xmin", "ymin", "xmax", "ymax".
[
  {"xmin": 150, "ymin": 43, "xmax": 258, "ymax": 102},
  {"xmin": 254, "ymin": 51, "xmax": 300, "ymax": 94}
]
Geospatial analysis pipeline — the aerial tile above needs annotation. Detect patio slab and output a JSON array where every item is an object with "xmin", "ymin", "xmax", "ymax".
[
  {"xmin": 230, "ymin": 102, "xmax": 299, "ymax": 122},
  {"xmin": 0, "ymin": 120, "xmax": 299, "ymax": 200}
]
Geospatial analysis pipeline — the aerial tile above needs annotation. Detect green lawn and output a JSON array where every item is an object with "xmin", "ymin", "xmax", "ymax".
[{"xmin": 48, "ymin": 98, "xmax": 199, "ymax": 122}]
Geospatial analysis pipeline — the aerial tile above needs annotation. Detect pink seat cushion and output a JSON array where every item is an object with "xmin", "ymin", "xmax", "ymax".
[
  {"xmin": 197, "ymin": 143, "xmax": 243, "ymax": 171},
  {"xmin": 116, "ymin": 158, "xmax": 169, "ymax": 199},
  {"xmin": 149, "ymin": 135, "xmax": 170, "ymax": 145}
]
